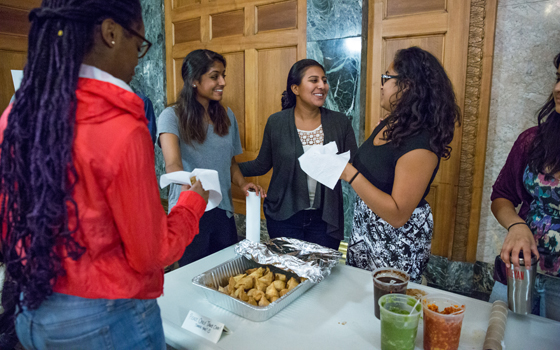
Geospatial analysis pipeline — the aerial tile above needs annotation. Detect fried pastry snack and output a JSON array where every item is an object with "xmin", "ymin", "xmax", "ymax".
[{"xmin": 216, "ymin": 266, "xmax": 303, "ymax": 307}]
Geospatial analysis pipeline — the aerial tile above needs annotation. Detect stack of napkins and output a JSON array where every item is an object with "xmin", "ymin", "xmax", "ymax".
[
  {"xmin": 298, "ymin": 141, "xmax": 350, "ymax": 189},
  {"xmin": 159, "ymin": 169, "xmax": 222, "ymax": 211}
]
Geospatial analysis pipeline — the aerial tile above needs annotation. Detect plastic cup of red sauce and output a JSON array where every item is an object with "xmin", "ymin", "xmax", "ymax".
[{"xmin": 422, "ymin": 294, "xmax": 466, "ymax": 350}]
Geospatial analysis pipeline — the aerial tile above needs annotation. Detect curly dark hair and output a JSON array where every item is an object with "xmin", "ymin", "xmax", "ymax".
[
  {"xmin": 527, "ymin": 53, "xmax": 560, "ymax": 177},
  {"xmin": 0, "ymin": 0, "xmax": 143, "ymax": 311},
  {"xmin": 383, "ymin": 46, "xmax": 461, "ymax": 159},
  {"xmin": 175, "ymin": 49, "xmax": 230, "ymax": 145}
]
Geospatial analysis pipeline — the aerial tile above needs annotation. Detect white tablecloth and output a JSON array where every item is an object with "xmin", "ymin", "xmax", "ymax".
[{"xmin": 158, "ymin": 246, "xmax": 560, "ymax": 350}]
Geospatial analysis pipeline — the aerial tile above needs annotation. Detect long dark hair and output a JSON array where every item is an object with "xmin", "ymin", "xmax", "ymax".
[
  {"xmin": 175, "ymin": 49, "xmax": 230, "ymax": 144},
  {"xmin": 0, "ymin": 0, "xmax": 143, "ymax": 311},
  {"xmin": 281, "ymin": 59, "xmax": 326, "ymax": 110},
  {"xmin": 528, "ymin": 53, "xmax": 560, "ymax": 176},
  {"xmin": 384, "ymin": 47, "xmax": 460, "ymax": 159}
]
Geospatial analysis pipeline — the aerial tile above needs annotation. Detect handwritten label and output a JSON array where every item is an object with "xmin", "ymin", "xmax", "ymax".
[{"xmin": 181, "ymin": 310, "xmax": 227, "ymax": 344}]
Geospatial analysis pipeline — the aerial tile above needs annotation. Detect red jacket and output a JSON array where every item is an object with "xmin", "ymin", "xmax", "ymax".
[{"xmin": 0, "ymin": 66, "xmax": 205, "ymax": 299}]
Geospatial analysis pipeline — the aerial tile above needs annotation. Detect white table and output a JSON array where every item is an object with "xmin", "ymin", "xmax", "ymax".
[{"xmin": 158, "ymin": 246, "xmax": 560, "ymax": 350}]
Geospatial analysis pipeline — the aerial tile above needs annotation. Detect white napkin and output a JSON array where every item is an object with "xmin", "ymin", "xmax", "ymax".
[
  {"xmin": 159, "ymin": 169, "xmax": 222, "ymax": 211},
  {"xmin": 298, "ymin": 141, "xmax": 351, "ymax": 190}
]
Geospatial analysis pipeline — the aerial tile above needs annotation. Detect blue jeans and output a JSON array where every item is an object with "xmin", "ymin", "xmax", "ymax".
[
  {"xmin": 16, "ymin": 293, "xmax": 165, "ymax": 350},
  {"xmin": 265, "ymin": 210, "xmax": 341, "ymax": 250},
  {"xmin": 489, "ymin": 274, "xmax": 560, "ymax": 322}
]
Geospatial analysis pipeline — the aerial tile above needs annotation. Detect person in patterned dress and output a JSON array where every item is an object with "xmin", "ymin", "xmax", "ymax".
[
  {"xmin": 490, "ymin": 52, "xmax": 560, "ymax": 321},
  {"xmin": 340, "ymin": 47, "xmax": 460, "ymax": 282}
]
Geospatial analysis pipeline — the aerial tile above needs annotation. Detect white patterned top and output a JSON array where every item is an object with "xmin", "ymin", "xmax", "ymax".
[{"xmin": 298, "ymin": 125, "xmax": 324, "ymax": 208}]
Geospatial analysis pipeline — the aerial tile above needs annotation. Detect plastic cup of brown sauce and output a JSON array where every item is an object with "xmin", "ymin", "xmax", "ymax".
[
  {"xmin": 373, "ymin": 267, "xmax": 410, "ymax": 319},
  {"xmin": 422, "ymin": 294, "xmax": 466, "ymax": 350}
]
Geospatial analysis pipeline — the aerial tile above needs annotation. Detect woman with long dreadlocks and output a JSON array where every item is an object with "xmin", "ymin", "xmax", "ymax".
[{"xmin": 0, "ymin": 1, "xmax": 208, "ymax": 348}]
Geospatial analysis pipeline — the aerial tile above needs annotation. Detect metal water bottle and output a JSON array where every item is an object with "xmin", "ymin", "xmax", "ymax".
[{"xmin": 506, "ymin": 254, "xmax": 538, "ymax": 314}]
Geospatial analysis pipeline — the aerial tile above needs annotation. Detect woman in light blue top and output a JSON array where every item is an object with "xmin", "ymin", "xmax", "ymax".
[{"xmin": 158, "ymin": 49, "xmax": 264, "ymax": 266}]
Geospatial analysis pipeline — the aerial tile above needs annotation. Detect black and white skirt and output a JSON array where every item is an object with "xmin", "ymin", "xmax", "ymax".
[{"xmin": 346, "ymin": 197, "xmax": 433, "ymax": 283}]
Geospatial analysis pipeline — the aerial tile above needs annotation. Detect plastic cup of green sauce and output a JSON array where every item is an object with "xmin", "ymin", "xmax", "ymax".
[{"xmin": 378, "ymin": 294, "xmax": 422, "ymax": 350}]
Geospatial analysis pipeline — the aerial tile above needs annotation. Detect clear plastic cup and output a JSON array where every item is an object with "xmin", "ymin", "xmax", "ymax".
[
  {"xmin": 378, "ymin": 294, "xmax": 422, "ymax": 350},
  {"xmin": 373, "ymin": 267, "xmax": 410, "ymax": 319},
  {"xmin": 422, "ymin": 294, "xmax": 466, "ymax": 350}
]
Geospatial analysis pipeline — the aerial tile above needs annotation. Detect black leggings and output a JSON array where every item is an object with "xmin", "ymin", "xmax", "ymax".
[
  {"xmin": 265, "ymin": 210, "xmax": 341, "ymax": 250},
  {"xmin": 178, "ymin": 207, "xmax": 238, "ymax": 267}
]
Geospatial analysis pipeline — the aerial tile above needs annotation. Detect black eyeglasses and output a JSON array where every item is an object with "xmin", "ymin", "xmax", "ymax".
[
  {"xmin": 125, "ymin": 26, "xmax": 152, "ymax": 59},
  {"xmin": 381, "ymin": 74, "xmax": 398, "ymax": 86}
]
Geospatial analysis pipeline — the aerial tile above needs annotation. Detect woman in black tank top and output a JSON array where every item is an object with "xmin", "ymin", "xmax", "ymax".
[{"xmin": 341, "ymin": 47, "xmax": 460, "ymax": 281}]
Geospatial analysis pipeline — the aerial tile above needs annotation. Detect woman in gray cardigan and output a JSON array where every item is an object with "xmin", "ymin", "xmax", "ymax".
[{"xmin": 239, "ymin": 59, "xmax": 357, "ymax": 249}]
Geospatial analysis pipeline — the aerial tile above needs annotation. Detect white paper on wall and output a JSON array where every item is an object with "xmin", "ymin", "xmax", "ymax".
[{"xmin": 11, "ymin": 70, "xmax": 23, "ymax": 91}]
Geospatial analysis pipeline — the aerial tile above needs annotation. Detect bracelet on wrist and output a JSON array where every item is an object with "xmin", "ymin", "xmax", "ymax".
[
  {"xmin": 507, "ymin": 222, "xmax": 528, "ymax": 232},
  {"xmin": 348, "ymin": 171, "xmax": 360, "ymax": 185}
]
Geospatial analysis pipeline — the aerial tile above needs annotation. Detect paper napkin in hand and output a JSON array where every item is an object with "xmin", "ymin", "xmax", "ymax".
[
  {"xmin": 298, "ymin": 141, "xmax": 351, "ymax": 190},
  {"xmin": 159, "ymin": 169, "xmax": 222, "ymax": 211}
]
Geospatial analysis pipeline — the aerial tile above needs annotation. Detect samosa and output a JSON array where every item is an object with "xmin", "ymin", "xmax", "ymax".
[
  {"xmin": 266, "ymin": 283, "xmax": 279, "ymax": 299},
  {"xmin": 259, "ymin": 296, "xmax": 270, "ymax": 306},
  {"xmin": 272, "ymin": 280, "xmax": 286, "ymax": 291},
  {"xmin": 287, "ymin": 277, "xmax": 299, "ymax": 291},
  {"xmin": 234, "ymin": 276, "xmax": 254, "ymax": 290}
]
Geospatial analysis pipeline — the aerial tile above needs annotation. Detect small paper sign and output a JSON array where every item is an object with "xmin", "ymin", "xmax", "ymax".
[{"xmin": 181, "ymin": 310, "xmax": 227, "ymax": 344}]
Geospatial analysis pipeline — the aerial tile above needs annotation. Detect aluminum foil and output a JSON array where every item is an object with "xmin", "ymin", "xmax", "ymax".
[{"xmin": 234, "ymin": 237, "xmax": 342, "ymax": 283}]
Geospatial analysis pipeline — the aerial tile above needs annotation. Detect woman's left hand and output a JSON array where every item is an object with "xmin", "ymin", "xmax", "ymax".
[{"xmin": 242, "ymin": 182, "xmax": 266, "ymax": 198}]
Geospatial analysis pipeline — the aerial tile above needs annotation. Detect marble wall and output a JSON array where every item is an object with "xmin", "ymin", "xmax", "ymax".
[
  {"xmin": 307, "ymin": 0, "xmax": 364, "ymax": 241},
  {"xmin": 424, "ymin": 255, "xmax": 495, "ymax": 300},
  {"xmin": 477, "ymin": 0, "xmax": 560, "ymax": 263},
  {"xmin": 130, "ymin": 0, "xmax": 168, "ymax": 198}
]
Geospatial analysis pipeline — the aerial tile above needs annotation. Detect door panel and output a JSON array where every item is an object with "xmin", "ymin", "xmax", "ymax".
[
  {"xmin": 386, "ymin": 0, "xmax": 446, "ymax": 18},
  {"xmin": 0, "ymin": 0, "xmax": 37, "ymax": 112}
]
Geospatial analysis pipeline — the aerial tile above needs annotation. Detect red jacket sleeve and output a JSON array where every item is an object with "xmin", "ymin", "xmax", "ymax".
[
  {"xmin": 0, "ymin": 105, "xmax": 13, "ymax": 240},
  {"xmin": 105, "ymin": 125, "xmax": 206, "ymax": 273},
  {"xmin": 0, "ymin": 104, "xmax": 12, "ymax": 148}
]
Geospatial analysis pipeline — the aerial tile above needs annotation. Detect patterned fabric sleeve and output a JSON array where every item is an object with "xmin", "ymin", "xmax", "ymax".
[{"xmin": 491, "ymin": 127, "xmax": 537, "ymax": 219}]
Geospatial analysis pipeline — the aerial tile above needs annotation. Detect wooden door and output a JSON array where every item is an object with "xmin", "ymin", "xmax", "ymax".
[
  {"xmin": 0, "ymin": 0, "xmax": 40, "ymax": 112},
  {"xmin": 365, "ymin": 0, "xmax": 471, "ymax": 257},
  {"xmin": 164, "ymin": 0, "xmax": 306, "ymax": 215}
]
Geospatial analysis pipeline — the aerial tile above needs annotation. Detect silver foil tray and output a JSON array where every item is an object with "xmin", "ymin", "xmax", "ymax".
[{"xmin": 192, "ymin": 256, "xmax": 314, "ymax": 322}]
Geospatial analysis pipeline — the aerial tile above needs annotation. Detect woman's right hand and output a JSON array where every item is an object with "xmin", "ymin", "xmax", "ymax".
[
  {"xmin": 181, "ymin": 181, "xmax": 209, "ymax": 204},
  {"xmin": 500, "ymin": 223, "xmax": 539, "ymax": 269}
]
